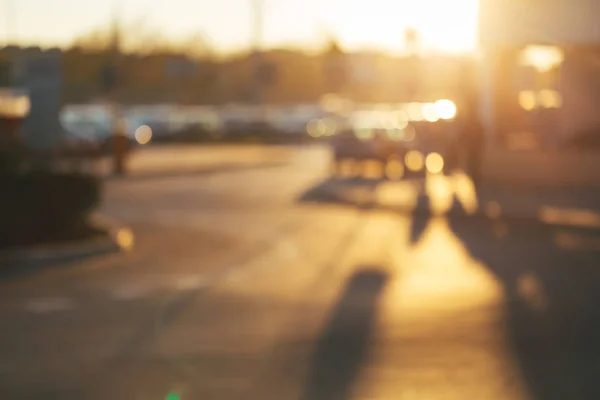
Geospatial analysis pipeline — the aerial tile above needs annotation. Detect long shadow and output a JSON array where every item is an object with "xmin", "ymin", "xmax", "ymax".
[
  {"xmin": 298, "ymin": 176, "xmax": 384, "ymax": 209},
  {"xmin": 301, "ymin": 267, "xmax": 389, "ymax": 400},
  {"xmin": 446, "ymin": 213, "xmax": 600, "ymax": 400},
  {"xmin": 300, "ymin": 174, "xmax": 600, "ymax": 398}
]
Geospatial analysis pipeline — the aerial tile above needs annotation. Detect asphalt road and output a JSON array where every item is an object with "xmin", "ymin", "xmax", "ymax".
[{"xmin": 2, "ymin": 145, "xmax": 600, "ymax": 400}]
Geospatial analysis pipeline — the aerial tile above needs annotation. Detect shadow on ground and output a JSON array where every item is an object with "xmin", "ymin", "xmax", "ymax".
[
  {"xmin": 301, "ymin": 175, "xmax": 600, "ymax": 399},
  {"xmin": 443, "ymin": 213, "xmax": 600, "ymax": 400},
  {"xmin": 301, "ymin": 267, "xmax": 389, "ymax": 400},
  {"xmin": 298, "ymin": 177, "xmax": 384, "ymax": 208}
]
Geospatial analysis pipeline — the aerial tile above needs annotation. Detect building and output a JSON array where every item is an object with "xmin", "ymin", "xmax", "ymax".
[
  {"xmin": 0, "ymin": 46, "xmax": 63, "ymax": 150},
  {"xmin": 478, "ymin": 0, "xmax": 600, "ymax": 148}
]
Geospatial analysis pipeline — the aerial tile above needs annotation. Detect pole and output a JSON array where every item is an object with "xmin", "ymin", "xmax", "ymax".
[
  {"xmin": 252, "ymin": 0, "xmax": 265, "ymax": 122},
  {"xmin": 110, "ymin": 0, "xmax": 127, "ymax": 175}
]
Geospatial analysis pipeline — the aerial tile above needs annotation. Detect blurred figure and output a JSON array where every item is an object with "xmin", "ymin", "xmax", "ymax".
[
  {"xmin": 447, "ymin": 98, "xmax": 484, "ymax": 184},
  {"xmin": 112, "ymin": 116, "xmax": 129, "ymax": 175},
  {"xmin": 462, "ymin": 99, "xmax": 484, "ymax": 185}
]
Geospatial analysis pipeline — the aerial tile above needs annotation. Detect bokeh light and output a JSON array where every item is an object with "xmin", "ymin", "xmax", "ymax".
[
  {"xmin": 134, "ymin": 124, "xmax": 153, "ymax": 144},
  {"xmin": 403, "ymin": 124, "xmax": 416, "ymax": 142},
  {"xmin": 405, "ymin": 150, "xmax": 424, "ymax": 171},
  {"xmin": 434, "ymin": 99, "xmax": 457, "ymax": 120},
  {"xmin": 520, "ymin": 46, "xmax": 564, "ymax": 72},
  {"xmin": 425, "ymin": 152, "xmax": 444, "ymax": 174},
  {"xmin": 0, "ymin": 91, "xmax": 31, "ymax": 118},
  {"xmin": 386, "ymin": 128, "xmax": 403, "ymax": 141},
  {"xmin": 407, "ymin": 103, "xmax": 424, "ymax": 121},
  {"xmin": 320, "ymin": 93, "xmax": 344, "ymax": 114},
  {"xmin": 321, "ymin": 118, "xmax": 338, "ymax": 136},
  {"xmin": 116, "ymin": 228, "xmax": 135, "ymax": 251},
  {"xmin": 386, "ymin": 158, "xmax": 405, "ymax": 180},
  {"xmin": 355, "ymin": 127, "xmax": 374, "ymax": 141},
  {"xmin": 519, "ymin": 91, "xmax": 536, "ymax": 111},
  {"xmin": 538, "ymin": 90, "xmax": 563, "ymax": 108},
  {"xmin": 422, "ymin": 103, "xmax": 440, "ymax": 122},
  {"xmin": 392, "ymin": 110, "xmax": 409, "ymax": 129},
  {"xmin": 307, "ymin": 119, "xmax": 321, "ymax": 137}
]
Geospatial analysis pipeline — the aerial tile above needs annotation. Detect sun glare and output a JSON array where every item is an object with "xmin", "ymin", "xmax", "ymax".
[{"xmin": 324, "ymin": 0, "xmax": 479, "ymax": 54}]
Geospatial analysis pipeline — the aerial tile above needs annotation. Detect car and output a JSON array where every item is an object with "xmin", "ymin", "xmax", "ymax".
[{"xmin": 330, "ymin": 104, "xmax": 459, "ymax": 177}]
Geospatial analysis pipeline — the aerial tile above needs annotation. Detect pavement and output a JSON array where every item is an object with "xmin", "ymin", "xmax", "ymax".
[
  {"xmin": 95, "ymin": 144, "xmax": 296, "ymax": 179},
  {"xmin": 2, "ymin": 144, "xmax": 600, "ymax": 399}
]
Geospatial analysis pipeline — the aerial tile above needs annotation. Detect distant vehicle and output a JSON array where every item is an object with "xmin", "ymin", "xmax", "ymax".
[
  {"xmin": 331, "ymin": 126, "xmax": 410, "ymax": 166},
  {"xmin": 330, "ymin": 101, "xmax": 458, "ymax": 176},
  {"xmin": 60, "ymin": 105, "xmax": 146, "ymax": 152}
]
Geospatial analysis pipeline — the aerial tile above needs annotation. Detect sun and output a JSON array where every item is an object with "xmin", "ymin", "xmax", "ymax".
[
  {"xmin": 324, "ymin": 0, "xmax": 479, "ymax": 54},
  {"xmin": 413, "ymin": 0, "xmax": 479, "ymax": 53}
]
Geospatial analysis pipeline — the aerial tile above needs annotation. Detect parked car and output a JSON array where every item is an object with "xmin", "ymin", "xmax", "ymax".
[{"xmin": 330, "ymin": 103, "xmax": 458, "ymax": 176}]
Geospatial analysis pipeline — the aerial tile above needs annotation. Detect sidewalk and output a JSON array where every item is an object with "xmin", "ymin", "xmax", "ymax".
[
  {"xmin": 481, "ymin": 148, "xmax": 600, "ymax": 188},
  {"xmin": 94, "ymin": 144, "xmax": 299, "ymax": 179},
  {"xmin": 451, "ymin": 183, "xmax": 600, "ymax": 230},
  {"xmin": 305, "ymin": 173, "xmax": 600, "ymax": 231}
]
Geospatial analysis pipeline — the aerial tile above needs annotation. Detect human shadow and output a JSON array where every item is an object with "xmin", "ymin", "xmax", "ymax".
[
  {"xmin": 298, "ymin": 176, "xmax": 384, "ymax": 209},
  {"xmin": 301, "ymin": 268, "xmax": 389, "ymax": 400},
  {"xmin": 446, "ymin": 213, "xmax": 600, "ymax": 400}
]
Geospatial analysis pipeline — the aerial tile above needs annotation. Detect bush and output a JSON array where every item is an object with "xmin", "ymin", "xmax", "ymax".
[{"xmin": 0, "ymin": 172, "xmax": 101, "ymax": 248}]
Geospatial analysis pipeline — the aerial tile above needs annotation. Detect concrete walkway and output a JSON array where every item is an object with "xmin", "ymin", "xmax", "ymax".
[{"xmin": 482, "ymin": 148, "xmax": 600, "ymax": 188}]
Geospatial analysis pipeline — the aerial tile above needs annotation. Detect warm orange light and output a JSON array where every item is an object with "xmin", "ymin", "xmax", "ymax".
[
  {"xmin": 425, "ymin": 152, "xmax": 444, "ymax": 174},
  {"xmin": 519, "ymin": 91, "xmax": 536, "ymax": 111},
  {"xmin": 405, "ymin": 150, "xmax": 424, "ymax": 171},
  {"xmin": 407, "ymin": 103, "xmax": 424, "ymax": 121},
  {"xmin": 355, "ymin": 127, "xmax": 374, "ymax": 141},
  {"xmin": 434, "ymin": 99, "xmax": 457, "ymax": 120},
  {"xmin": 422, "ymin": 103, "xmax": 439, "ymax": 122},
  {"xmin": 386, "ymin": 158, "xmax": 405, "ymax": 180},
  {"xmin": 134, "ymin": 125, "xmax": 152, "ymax": 144},
  {"xmin": 392, "ymin": 110, "xmax": 409, "ymax": 129},
  {"xmin": 538, "ymin": 90, "xmax": 562, "ymax": 108},
  {"xmin": 323, "ymin": 0, "xmax": 478, "ymax": 53},
  {"xmin": 520, "ymin": 46, "xmax": 564, "ymax": 72}
]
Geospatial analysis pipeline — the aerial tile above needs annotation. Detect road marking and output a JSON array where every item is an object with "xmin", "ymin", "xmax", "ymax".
[{"xmin": 25, "ymin": 297, "xmax": 76, "ymax": 313}]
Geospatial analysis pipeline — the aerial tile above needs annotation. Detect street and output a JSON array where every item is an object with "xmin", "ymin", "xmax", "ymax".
[{"xmin": 2, "ymin": 144, "xmax": 600, "ymax": 399}]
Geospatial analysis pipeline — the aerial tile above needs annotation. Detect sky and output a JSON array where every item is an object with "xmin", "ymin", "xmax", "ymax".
[{"xmin": 2, "ymin": 0, "xmax": 479, "ymax": 54}]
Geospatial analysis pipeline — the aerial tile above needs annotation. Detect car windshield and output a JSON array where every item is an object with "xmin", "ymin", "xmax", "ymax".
[{"xmin": 3, "ymin": 1, "xmax": 600, "ymax": 400}]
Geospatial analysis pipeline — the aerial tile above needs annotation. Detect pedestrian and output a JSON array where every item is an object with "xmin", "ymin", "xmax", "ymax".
[{"xmin": 456, "ymin": 100, "xmax": 484, "ymax": 186}]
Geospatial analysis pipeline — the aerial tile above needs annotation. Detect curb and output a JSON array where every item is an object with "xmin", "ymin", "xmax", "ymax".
[{"xmin": 0, "ymin": 213, "xmax": 133, "ymax": 269}]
